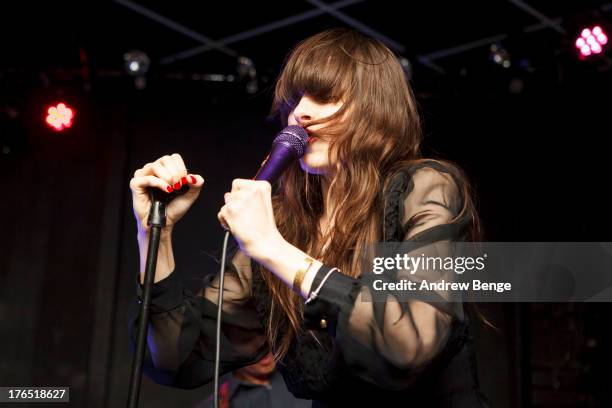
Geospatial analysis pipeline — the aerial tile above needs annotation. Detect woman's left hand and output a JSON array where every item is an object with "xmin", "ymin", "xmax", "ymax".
[{"xmin": 218, "ymin": 179, "xmax": 284, "ymax": 259}]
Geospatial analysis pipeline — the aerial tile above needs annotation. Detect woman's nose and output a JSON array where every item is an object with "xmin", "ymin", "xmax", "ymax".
[{"xmin": 293, "ymin": 97, "xmax": 312, "ymax": 124}]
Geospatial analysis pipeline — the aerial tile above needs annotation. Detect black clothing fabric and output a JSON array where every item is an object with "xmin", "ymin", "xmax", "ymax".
[{"xmin": 129, "ymin": 160, "xmax": 489, "ymax": 407}]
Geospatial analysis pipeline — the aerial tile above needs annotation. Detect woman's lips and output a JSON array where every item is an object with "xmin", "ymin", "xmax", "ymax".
[
  {"xmin": 302, "ymin": 126, "xmax": 316, "ymax": 144},
  {"xmin": 306, "ymin": 131, "xmax": 317, "ymax": 143}
]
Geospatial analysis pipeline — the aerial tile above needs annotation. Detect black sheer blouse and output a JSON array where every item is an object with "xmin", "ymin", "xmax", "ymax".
[{"xmin": 128, "ymin": 160, "xmax": 489, "ymax": 407}]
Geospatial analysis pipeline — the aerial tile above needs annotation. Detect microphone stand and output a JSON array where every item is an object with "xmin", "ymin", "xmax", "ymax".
[
  {"xmin": 126, "ymin": 124, "xmax": 306, "ymax": 407},
  {"xmin": 127, "ymin": 186, "xmax": 188, "ymax": 408}
]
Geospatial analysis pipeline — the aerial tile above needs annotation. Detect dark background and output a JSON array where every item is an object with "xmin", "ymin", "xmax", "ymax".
[{"xmin": 1, "ymin": 1, "xmax": 611, "ymax": 407}]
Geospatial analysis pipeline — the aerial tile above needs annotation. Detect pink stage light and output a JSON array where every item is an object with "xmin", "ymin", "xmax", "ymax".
[
  {"xmin": 576, "ymin": 25, "xmax": 608, "ymax": 59},
  {"xmin": 45, "ymin": 102, "xmax": 75, "ymax": 131}
]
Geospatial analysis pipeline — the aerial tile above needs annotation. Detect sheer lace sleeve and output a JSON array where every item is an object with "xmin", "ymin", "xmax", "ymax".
[
  {"xmin": 303, "ymin": 162, "xmax": 471, "ymax": 390},
  {"xmin": 127, "ymin": 241, "xmax": 268, "ymax": 389}
]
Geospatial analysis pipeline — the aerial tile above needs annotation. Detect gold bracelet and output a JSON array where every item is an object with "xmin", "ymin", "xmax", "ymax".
[{"xmin": 293, "ymin": 257, "xmax": 315, "ymax": 294}]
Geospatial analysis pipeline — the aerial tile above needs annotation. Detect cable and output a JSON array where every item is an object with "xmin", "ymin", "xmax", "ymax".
[{"xmin": 214, "ymin": 230, "xmax": 231, "ymax": 408}]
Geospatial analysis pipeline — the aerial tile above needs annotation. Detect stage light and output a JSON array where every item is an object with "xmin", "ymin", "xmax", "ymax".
[
  {"xmin": 592, "ymin": 43, "xmax": 602, "ymax": 53},
  {"xmin": 124, "ymin": 50, "xmax": 150, "ymax": 90},
  {"xmin": 237, "ymin": 56, "xmax": 258, "ymax": 94},
  {"xmin": 490, "ymin": 44, "xmax": 511, "ymax": 68},
  {"xmin": 581, "ymin": 45, "xmax": 592, "ymax": 56},
  {"xmin": 575, "ymin": 25, "xmax": 608, "ymax": 58},
  {"xmin": 398, "ymin": 56, "xmax": 413, "ymax": 81},
  {"xmin": 45, "ymin": 102, "xmax": 74, "ymax": 131},
  {"xmin": 124, "ymin": 50, "xmax": 150, "ymax": 76},
  {"xmin": 597, "ymin": 34, "xmax": 608, "ymax": 45},
  {"xmin": 237, "ymin": 57, "xmax": 254, "ymax": 78}
]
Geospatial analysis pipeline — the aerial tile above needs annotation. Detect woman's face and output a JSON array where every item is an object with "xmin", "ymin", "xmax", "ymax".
[{"xmin": 287, "ymin": 94, "xmax": 343, "ymax": 176}]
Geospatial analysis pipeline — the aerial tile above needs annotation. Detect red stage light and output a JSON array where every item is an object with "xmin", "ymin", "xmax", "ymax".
[
  {"xmin": 576, "ymin": 25, "xmax": 608, "ymax": 59},
  {"xmin": 45, "ymin": 102, "xmax": 75, "ymax": 131}
]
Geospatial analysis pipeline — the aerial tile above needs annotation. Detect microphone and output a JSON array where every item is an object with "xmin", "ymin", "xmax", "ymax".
[
  {"xmin": 218, "ymin": 125, "xmax": 308, "ymax": 231},
  {"xmin": 253, "ymin": 125, "xmax": 309, "ymax": 182}
]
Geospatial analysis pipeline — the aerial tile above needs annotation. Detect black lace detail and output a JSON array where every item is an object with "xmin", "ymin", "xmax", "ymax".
[{"xmin": 250, "ymin": 259, "xmax": 339, "ymax": 399}]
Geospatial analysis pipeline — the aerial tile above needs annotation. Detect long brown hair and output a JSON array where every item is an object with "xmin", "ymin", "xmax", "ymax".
[{"xmin": 261, "ymin": 28, "xmax": 482, "ymax": 360}]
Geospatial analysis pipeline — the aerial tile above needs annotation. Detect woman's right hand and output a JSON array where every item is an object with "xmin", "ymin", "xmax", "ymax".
[{"xmin": 130, "ymin": 153, "xmax": 205, "ymax": 234}]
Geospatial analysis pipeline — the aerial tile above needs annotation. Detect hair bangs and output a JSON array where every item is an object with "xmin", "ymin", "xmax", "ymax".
[{"xmin": 272, "ymin": 31, "xmax": 357, "ymax": 124}]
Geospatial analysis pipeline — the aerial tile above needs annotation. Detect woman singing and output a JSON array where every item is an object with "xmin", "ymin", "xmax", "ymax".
[{"xmin": 129, "ymin": 28, "xmax": 488, "ymax": 407}]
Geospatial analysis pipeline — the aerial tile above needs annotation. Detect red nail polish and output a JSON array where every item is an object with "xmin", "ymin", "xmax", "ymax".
[
  {"xmin": 181, "ymin": 176, "xmax": 187, "ymax": 186},
  {"xmin": 173, "ymin": 182, "xmax": 181, "ymax": 190},
  {"xmin": 190, "ymin": 175, "xmax": 197, "ymax": 184},
  {"xmin": 166, "ymin": 186, "xmax": 174, "ymax": 193}
]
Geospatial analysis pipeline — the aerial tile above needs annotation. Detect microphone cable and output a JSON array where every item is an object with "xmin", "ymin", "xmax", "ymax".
[{"xmin": 213, "ymin": 230, "xmax": 231, "ymax": 408}]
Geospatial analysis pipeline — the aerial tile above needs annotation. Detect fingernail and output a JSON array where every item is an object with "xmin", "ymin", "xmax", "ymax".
[
  {"xmin": 190, "ymin": 175, "xmax": 197, "ymax": 184},
  {"xmin": 166, "ymin": 186, "xmax": 174, "ymax": 193},
  {"xmin": 181, "ymin": 176, "xmax": 187, "ymax": 186},
  {"xmin": 173, "ymin": 182, "xmax": 181, "ymax": 190}
]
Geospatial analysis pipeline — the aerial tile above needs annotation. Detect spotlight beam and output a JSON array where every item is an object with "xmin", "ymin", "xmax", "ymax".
[
  {"xmin": 159, "ymin": 0, "xmax": 365, "ymax": 65},
  {"xmin": 421, "ymin": 33, "xmax": 509, "ymax": 62},
  {"xmin": 303, "ymin": 0, "xmax": 406, "ymax": 53},
  {"xmin": 113, "ymin": 0, "xmax": 239, "ymax": 58},
  {"xmin": 415, "ymin": 56, "xmax": 445, "ymax": 74},
  {"xmin": 522, "ymin": 17, "xmax": 563, "ymax": 34},
  {"xmin": 507, "ymin": 0, "xmax": 566, "ymax": 35}
]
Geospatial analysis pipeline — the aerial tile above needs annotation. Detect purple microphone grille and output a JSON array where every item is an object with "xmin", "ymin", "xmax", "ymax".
[{"xmin": 273, "ymin": 125, "xmax": 308, "ymax": 158}]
